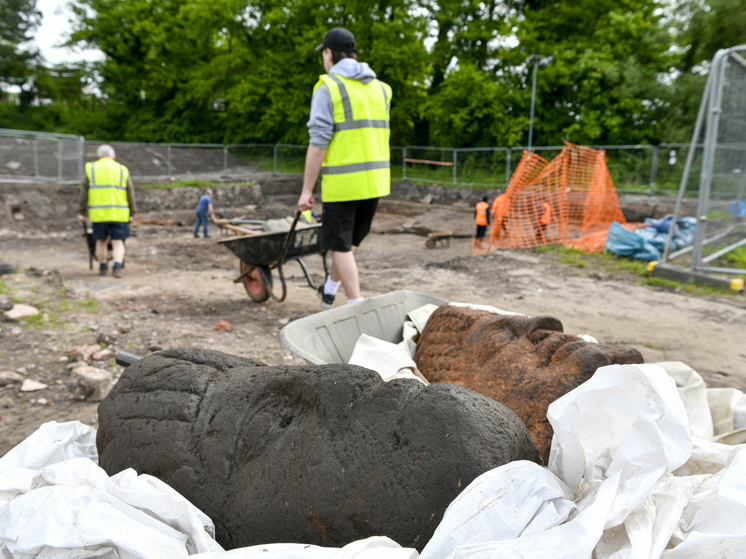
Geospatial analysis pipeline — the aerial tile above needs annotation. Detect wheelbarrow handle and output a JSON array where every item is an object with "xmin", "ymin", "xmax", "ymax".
[{"xmin": 271, "ymin": 211, "xmax": 303, "ymax": 302}]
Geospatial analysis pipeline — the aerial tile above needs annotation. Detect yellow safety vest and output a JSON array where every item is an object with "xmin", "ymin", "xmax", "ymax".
[
  {"xmin": 316, "ymin": 74, "xmax": 392, "ymax": 202},
  {"xmin": 85, "ymin": 158, "xmax": 130, "ymax": 223}
]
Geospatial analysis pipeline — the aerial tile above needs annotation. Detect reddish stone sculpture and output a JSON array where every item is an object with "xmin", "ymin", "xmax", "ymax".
[{"xmin": 414, "ymin": 306, "xmax": 644, "ymax": 462}]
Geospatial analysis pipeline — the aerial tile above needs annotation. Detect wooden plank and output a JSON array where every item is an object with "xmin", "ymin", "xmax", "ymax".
[
  {"xmin": 223, "ymin": 224, "xmax": 262, "ymax": 236},
  {"xmin": 404, "ymin": 158, "xmax": 453, "ymax": 167}
]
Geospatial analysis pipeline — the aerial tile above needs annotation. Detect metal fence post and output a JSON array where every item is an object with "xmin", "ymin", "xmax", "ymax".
[
  {"xmin": 167, "ymin": 144, "xmax": 172, "ymax": 178},
  {"xmin": 223, "ymin": 146, "xmax": 228, "ymax": 175},
  {"xmin": 453, "ymin": 150, "xmax": 458, "ymax": 185},
  {"xmin": 79, "ymin": 136, "xmax": 85, "ymax": 183},
  {"xmin": 402, "ymin": 147, "xmax": 407, "ymax": 181},
  {"xmin": 273, "ymin": 144, "xmax": 278, "ymax": 175},
  {"xmin": 33, "ymin": 140, "xmax": 39, "ymax": 178},
  {"xmin": 57, "ymin": 141, "xmax": 63, "ymax": 182},
  {"xmin": 649, "ymin": 146, "xmax": 659, "ymax": 194},
  {"xmin": 504, "ymin": 149, "xmax": 511, "ymax": 187}
]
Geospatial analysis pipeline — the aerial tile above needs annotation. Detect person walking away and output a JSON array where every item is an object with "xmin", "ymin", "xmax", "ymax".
[
  {"xmin": 297, "ymin": 27, "xmax": 392, "ymax": 308},
  {"xmin": 194, "ymin": 188, "xmax": 216, "ymax": 238},
  {"xmin": 491, "ymin": 192, "xmax": 509, "ymax": 239},
  {"xmin": 474, "ymin": 195, "xmax": 490, "ymax": 248},
  {"xmin": 77, "ymin": 144, "xmax": 136, "ymax": 279},
  {"xmin": 535, "ymin": 197, "xmax": 552, "ymax": 244}
]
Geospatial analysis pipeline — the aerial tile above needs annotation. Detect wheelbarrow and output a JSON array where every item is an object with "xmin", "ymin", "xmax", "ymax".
[
  {"xmin": 425, "ymin": 231, "xmax": 453, "ymax": 249},
  {"xmin": 217, "ymin": 212, "xmax": 328, "ymax": 303}
]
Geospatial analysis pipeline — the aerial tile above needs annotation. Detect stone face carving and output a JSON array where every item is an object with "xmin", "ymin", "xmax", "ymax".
[
  {"xmin": 414, "ymin": 306, "xmax": 644, "ymax": 462},
  {"xmin": 97, "ymin": 348, "xmax": 540, "ymax": 551}
]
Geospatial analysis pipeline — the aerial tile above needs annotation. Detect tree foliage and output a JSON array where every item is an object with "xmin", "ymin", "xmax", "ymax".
[
  {"xmin": 0, "ymin": 0, "xmax": 41, "ymax": 104},
  {"xmin": 4, "ymin": 0, "xmax": 746, "ymax": 147}
]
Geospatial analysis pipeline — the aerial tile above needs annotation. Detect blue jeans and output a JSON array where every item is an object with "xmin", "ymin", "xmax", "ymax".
[{"xmin": 194, "ymin": 211, "xmax": 209, "ymax": 237}]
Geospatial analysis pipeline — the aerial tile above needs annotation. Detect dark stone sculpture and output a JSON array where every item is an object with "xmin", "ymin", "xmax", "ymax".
[
  {"xmin": 414, "ymin": 306, "xmax": 644, "ymax": 463},
  {"xmin": 97, "ymin": 348, "xmax": 540, "ymax": 551}
]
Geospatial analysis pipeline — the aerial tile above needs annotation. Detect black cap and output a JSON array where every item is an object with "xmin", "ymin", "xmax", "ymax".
[{"xmin": 315, "ymin": 27, "xmax": 356, "ymax": 53}]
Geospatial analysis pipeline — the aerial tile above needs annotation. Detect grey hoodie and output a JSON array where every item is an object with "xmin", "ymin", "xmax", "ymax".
[{"xmin": 307, "ymin": 58, "xmax": 378, "ymax": 149}]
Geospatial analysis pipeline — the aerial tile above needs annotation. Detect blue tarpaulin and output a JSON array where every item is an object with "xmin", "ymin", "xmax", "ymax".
[{"xmin": 604, "ymin": 215, "xmax": 697, "ymax": 261}]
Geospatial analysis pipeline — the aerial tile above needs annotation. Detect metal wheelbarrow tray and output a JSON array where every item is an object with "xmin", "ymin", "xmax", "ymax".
[{"xmin": 218, "ymin": 212, "xmax": 327, "ymax": 302}]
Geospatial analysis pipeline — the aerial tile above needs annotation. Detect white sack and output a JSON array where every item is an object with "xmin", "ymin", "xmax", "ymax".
[
  {"xmin": 707, "ymin": 388, "xmax": 746, "ymax": 437},
  {"xmin": 191, "ymin": 536, "xmax": 418, "ymax": 559},
  {"xmin": 348, "ymin": 334, "xmax": 426, "ymax": 384},
  {"xmin": 0, "ymin": 421, "xmax": 223, "ymax": 559},
  {"xmin": 415, "ymin": 364, "xmax": 708, "ymax": 559},
  {"xmin": 0, "ymin": 420, "xmax": 98, "ymax": 475},
  {"xmin": 419, "ymin": 461, "xmax": 576, "ymax": 559},
  {"xmin": 663, "ymin": 440, "xmax": 746, "ymax": 557},
  {"xmin": 547, "ymin": 363, "xmax": 692, "ymax": 528},
  {"xmin": 652, "ymin": 362, "xmax": 714, "ymax": 440}
]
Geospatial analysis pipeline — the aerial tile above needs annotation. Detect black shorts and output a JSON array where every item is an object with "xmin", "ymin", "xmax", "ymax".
[
  {"xmin": 92, "ymin": 222, "xmax": 130, "ymax": 241},
  {"xmin": 475, "ymin": 224, "xmax": 487, "ymax": 238},
  {"xmin": 321, "ymin": 198, "xmax": 379, "ymax": 252}
]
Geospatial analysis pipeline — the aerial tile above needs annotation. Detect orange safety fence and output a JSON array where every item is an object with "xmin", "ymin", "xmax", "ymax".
[{"xmin": 471, "ymin": 142, "xmax": 628, "ymax": 256}]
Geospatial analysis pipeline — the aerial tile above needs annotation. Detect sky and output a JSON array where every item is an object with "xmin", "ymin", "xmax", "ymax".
[{"xmin": 31, "ymin": 0, "xmax": 103, "ymax": 65}]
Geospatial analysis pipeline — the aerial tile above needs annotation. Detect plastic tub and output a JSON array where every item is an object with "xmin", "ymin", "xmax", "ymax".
[{"xmin": 280, "ymin": 290, "xmax": 448, "ymax": 364}]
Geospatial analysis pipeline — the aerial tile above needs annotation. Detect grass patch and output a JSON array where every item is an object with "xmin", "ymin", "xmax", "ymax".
[
  {"xmin": 719, "ymin": 245, "xmax": 746, "ymax": 270},
  {"xmin": 77, "ymin": 294, "xmax": 99, "ymax": 314},
  {"xmin": 643, "ymin": 341, "xmax": 665, "ymax": 350},
  {"xmin": 138, "ymin": 179, "xmax": 258, "ymax": 189},
  {"xmin": 20, "ymin": 302, "xmax": 67, "ymax": 329},
  {"xmin": 558, "ymin": 251, "xmax": 589, "ymax": 268},
  {"xmin": 594, "ymin": 252, "xmax": 648, "ymax": 275},
  {"xmin": 139, "ymin": 178, "xmax": 215, "ymax": 189},
  {"xmin": 0, "ymin": 280, "xmax": 12, "ymax": 295},
  {"xmin": 646, "ymin": 277, "xmax": 679, "ymax": 289},
  {"xmin": 539, "ymin": 246, "xmax": 741, "ymax": 297}
]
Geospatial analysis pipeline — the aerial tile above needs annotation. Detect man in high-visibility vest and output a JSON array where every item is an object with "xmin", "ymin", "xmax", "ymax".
[
  {"xmin": 535, "ymin": 197, "xmax": 552, "ymax": 244},
  {"xmin": 298, "ymin": 27, "xmax": 391, "ymax": 308},
  {"xmin": 474, "ymin": 195, "xmax": 490, "ymax": 248},
  {"xmin": 77, "ymin": 145, "xmax": 136, "ymax": 278}
]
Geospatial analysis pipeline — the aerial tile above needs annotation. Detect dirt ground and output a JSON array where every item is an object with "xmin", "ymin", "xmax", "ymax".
[{"xmin": 1, "ymin": 186, "xmax": 746, "ymax": 457}]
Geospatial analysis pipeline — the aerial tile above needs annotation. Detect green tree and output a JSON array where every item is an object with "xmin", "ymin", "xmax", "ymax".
[
  {"xmin": 0, "ymin": 0, "xmax": 41, "ymax": 106},
  {"xmin": 68, "ymin": 0, "xmax": 431, "ymax": 145},
  {"xmin": 502, "ymin": 0, "xmax": 674, "ymax": 146},
  {"xmin": 659, "ymin": 0, "xmax": 746, "ymax": 142}
]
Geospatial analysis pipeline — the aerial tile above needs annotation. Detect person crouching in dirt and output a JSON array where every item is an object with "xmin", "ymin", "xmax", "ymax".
[
  {"xmin": 535, "ymin": 197, "xmax": 552, "ymax": 245},
  {"xmin": 77, "ymin": 144, "xmax": 136, "ymax": 279},
  {"xmin": 474, "ymin": 195, "xmax": 490, "ymax": 248},
  {"xmin": 194, "ymin": 188, "xmax": 216, "ymax": 238}
]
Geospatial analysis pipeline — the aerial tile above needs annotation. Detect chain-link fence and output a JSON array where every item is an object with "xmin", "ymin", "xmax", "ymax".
[
  {"xmin": 0, "ymin": 127, "xmax": 697, "ymax": 193},
  {"xmin": 0, "ymin": 128, "xmax": 84, "ymax": 184},
  {"xmin": 663, "ymin": 46, "xmax": 746, "ymax": 276}
]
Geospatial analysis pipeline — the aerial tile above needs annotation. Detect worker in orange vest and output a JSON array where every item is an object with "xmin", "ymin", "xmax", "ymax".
[
  {"xmin": 474, "ymin": 195, "xmax": 490, "ymax": 248},
  {"xmin": 535, "ymin": 197, "xmax": 553, "ymax": 244},
  {"xmin": 491, "ymin": 192, "xmax": 509, "ymax": 239}
]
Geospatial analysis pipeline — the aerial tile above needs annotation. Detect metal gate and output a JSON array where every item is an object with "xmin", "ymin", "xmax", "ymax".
[{"xmin": 662, "ymin": 46, "xmax": 746, "ymax": 276}]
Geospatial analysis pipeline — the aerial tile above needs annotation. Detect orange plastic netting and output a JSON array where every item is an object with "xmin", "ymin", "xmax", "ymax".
[{"xmin": 471, "ymin": 142, "xmax": 627, "ymax": 256}]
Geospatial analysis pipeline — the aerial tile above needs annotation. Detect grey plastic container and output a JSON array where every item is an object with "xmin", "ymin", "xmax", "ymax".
[{"xmin": 280, "ymin": 290, "xmax": 449, "ymax": 364}]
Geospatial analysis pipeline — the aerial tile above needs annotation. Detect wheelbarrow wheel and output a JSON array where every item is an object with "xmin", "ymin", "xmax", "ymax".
[
  {"xmin": 425, "ymin": 238, "xmax": 436, "ymax": 249},
  {"xmin": 241, "ymin": 262, "xmax": 272, "ymax": 302}
]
